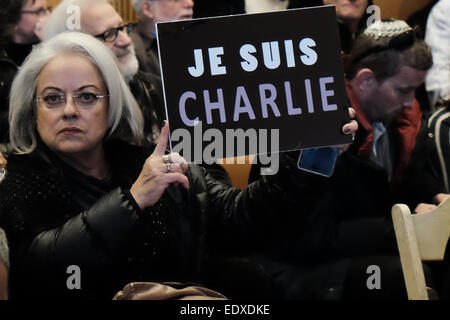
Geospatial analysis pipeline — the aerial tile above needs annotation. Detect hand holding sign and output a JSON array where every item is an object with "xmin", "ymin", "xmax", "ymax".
[
  {"xmin": 130, "ymin": 121, "xmax": 189, "ymax": 210},
  {"xmin": 157, "ymin": 6, "xmax": 352, "ymax": 165},
  {"xmin": 297, "ymin": 107, "xmax": 358, "ymax": 177}
]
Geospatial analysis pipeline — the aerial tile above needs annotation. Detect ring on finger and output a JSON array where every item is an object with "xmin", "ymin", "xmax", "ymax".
[
  {"xmin": 166, "ymin": 163, "xmax": 172, "ymax": 173},
  {"xmin": 163, "ymin": 154, "xmax": 171, "ymax": 163}
]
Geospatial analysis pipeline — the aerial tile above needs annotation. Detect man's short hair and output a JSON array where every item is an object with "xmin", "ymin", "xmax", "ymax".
[{"xmin": 346, "ymin": 19, "xmax": 433, "ymax": 81}]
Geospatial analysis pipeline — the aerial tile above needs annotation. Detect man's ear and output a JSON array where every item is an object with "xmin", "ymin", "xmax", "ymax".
[
  {"xmin": 355, "ymin": 68, "xmax": 376, "ymax": 92},
  {"xmin": 141, "ymin": 0, "xmax": 155, "ymax": 19}
]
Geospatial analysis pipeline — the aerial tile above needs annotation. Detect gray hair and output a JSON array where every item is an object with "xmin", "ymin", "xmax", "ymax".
[
  {"xmin": 9, "ymin": 32, "xmax": 144, "ymax": 154},
  {"xmin": 44, "ymin": 0, "xmax": 111, "ymax": 40},
  {"xmin": 131, "ymin": 0, "xmax": 145, "ymax": 19},
  {"xmin": 0, "ymin": 228, "xmax": 8, "ymax": 269}
]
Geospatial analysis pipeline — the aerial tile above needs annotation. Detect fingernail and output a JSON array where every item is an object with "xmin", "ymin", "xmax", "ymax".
[{"xmin": 343, "ymin": 127, "xmax": 352, "ymax": 134}]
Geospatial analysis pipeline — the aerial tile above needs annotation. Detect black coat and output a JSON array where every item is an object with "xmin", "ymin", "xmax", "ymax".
[{"xmin": 0, "ymin": 140, "xmax": 323, "ymax": 299}]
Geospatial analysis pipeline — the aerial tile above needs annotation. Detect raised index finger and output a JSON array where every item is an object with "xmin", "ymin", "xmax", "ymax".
[{"xmin": 154, "ymin": 121, "xmax": 170, "ymax": 155}]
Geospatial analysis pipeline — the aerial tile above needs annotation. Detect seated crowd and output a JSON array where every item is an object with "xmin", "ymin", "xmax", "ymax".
[{"xmin": 0, "ymin": 0, "xmax": 449, "ymax": 300}]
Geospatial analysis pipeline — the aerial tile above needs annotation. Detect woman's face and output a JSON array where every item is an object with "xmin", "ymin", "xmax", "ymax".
[{"xmin": 36, "ymin": 52, "xmax": 109, "ymax": 157}]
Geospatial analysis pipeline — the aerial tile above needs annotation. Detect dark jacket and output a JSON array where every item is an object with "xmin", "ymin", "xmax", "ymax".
[
  {"xmin": 0, "ymin": 140, "xmax": 323, "ymax": 299},
  {"xmin": 193, "ymin": 0, "xmax": 245, "ymax": 18},
  {"xmin": 346, "ymin": 83, "xmax": 422, "ymax": 188}
]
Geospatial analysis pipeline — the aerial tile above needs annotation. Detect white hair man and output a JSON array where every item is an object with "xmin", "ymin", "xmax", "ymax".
[
  {"xmin": 130, "ymin": 0, "xmax": 194, "ymax": 75},
  {"xmin": 45, "ymin": 0, "xmax": 165, "ymax": 145}
]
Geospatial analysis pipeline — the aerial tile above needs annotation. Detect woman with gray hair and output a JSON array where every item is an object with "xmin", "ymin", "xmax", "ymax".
[
  {"xmin": 2, "ymin": 31, "xmax": 187, "ymax": 299},
  {"xmin": 8, "ymin": 32, "xmax": 144, "ymax": 153},
  {"xmin": 0, "ymin": 31, "xmax": 358, "ymax": 299},
  {"xmin": 3, "ymin": 30, "xmax": 189, "ymax": 299}
]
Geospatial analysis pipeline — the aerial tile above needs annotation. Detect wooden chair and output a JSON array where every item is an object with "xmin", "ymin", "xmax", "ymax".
[
  {"xmin": 391, "ymin": 199, "xmax": 450, "ymax": 300},
  {"xmin": 219, "ymin": 155, "xmax": 255, "ymax": 190}
]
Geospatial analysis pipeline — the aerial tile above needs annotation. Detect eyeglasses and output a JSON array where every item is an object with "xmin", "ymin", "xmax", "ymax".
[
  {"xmin": 352, "ymin": 29, "xmax": 416, "ymax": 64},
  {"xmin": 36, "ymin": 92, "xmax": 108, "ymax": 110},
  {"xmin": 21, "ymin": 7, "xmax": 50, "ymax": 16},
  {"xmin": 94, "ymin": 23, "xmax": 136, "ymax": 43}
]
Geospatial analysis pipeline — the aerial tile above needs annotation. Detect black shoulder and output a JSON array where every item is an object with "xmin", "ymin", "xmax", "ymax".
[
  {"xmin": 2, "ymin": 152, "xmax": 47, "ymax": 174},
  {"xmin": 0, "ymin": 153, "xmax": 74, "ymax": 233}
]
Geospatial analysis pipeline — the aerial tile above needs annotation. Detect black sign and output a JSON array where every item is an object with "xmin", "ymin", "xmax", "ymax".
[{"xmin": 157, "ymin": 5, "xmax": 351, "ymax": 163}]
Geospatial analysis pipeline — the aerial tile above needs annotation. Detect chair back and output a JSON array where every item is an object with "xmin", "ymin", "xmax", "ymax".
[{"xmin": 392, "ymin": 199, "xmax": 450, "ymax": 299}]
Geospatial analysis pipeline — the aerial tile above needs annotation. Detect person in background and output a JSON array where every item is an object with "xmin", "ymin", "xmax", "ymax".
[
  {"xmin": 130, "ymin": 0, "xmax": 194, "ymax": 76},
  {"xmin": 312, "ymin": 0, "xmax": 371, "ymax": 53},
  {"xmin": 424, "ymin": 0, "xmax": 450, "ymax": 109},
  {"xmin": 0, "ymin": 0, "xmax": 49, "ymax": 143},
  {"xmin": 406, "ymin": 0, "xmax": 439, "ymax": 40},
  {"xmin": 406, "ymin": 0, "xmax": 440, "ymax": 115},
  {"xmin": 247, "ymin": 19, "xmax": 435, "ymax": 300},
  {"xmin": 243, "ymin": 1, "xmax": 372, "ymax": 54},
  {"xmin": 245, "ymin": 0, "xmax": 289, "ymax": 13}
]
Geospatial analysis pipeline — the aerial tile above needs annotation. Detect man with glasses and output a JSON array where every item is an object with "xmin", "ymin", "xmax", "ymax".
[{"xmin": 131, "ymin": 0, "xmax": 194, "ymax": 75}]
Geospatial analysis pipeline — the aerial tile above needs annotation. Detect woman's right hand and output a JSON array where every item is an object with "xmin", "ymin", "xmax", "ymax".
[{"xmin": 130, "ymin": 122, "xmax": 189, "ymax": 210}]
